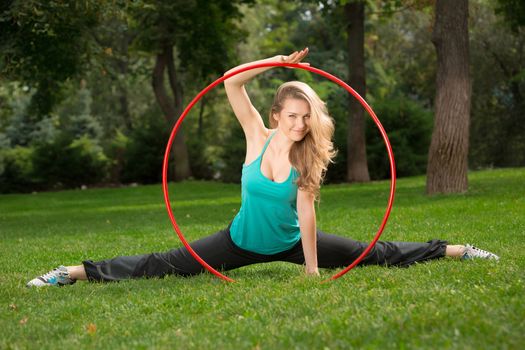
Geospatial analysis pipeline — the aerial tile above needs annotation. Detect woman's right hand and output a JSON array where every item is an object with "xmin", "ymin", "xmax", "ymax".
[{"xmin": 280, "ymin": 48, "xmax": 310, "ymax": 66}]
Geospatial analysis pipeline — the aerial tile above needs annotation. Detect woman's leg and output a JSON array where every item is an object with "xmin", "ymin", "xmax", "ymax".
[
  {"xmin": 81, "ymin": 226, "xmax": 265, "ymax": 282},
  {"xmin": 445, "ymin": 245, "xmax": 466, "ymax": 258},
  {"xmin": 28, "ymin": 225, "xmax": 266, "ymax": 286},
  {"xmin": 66, "ymin": 265, "xmax": 87, "ymax": 280},
  {"xmin": 280, "ymin": 230, "xmax": 449, "ymax": 268}
]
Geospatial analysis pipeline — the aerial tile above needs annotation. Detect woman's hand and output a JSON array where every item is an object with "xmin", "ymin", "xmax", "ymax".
[
  {"xmin": 305, "ymin": 266, "xmax": 320, "ymax": 277},
  {"xmin": 281, "ymin": 48, "xmax": 310, "ymax": 66}
]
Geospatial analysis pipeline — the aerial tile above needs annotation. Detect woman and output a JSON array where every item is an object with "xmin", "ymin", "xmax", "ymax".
[{"xmin": 27, "ymin": 48, "xmax": 499, "ymax": 287}]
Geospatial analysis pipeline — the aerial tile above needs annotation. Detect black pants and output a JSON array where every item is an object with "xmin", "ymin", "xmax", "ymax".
[{"xmin": 82, "ymin": 224, "xmax": 448, "ymax": 282}]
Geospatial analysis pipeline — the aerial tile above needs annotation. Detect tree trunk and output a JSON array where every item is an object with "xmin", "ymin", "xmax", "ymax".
[
  {"xmin": 345, "ymin": 1, "xmax": 370, "ymax": 182},
  {"xmin": 152, "ymin": 44, "xmax": 192, "ymax": 181},
  {"xmin": 426, "ymin": 0, "xmax": 471, "ymax": 194}
]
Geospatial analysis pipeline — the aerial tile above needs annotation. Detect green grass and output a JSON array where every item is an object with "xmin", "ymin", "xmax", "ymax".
[{"xmin": 1, "ymin": 168, "xmax": 524, "ymax": 349}]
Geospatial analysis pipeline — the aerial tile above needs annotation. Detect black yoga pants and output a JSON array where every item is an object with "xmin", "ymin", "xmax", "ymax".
[{"xmin": 82, "ymin": 224, "xmax": 448, "ymax": 282}]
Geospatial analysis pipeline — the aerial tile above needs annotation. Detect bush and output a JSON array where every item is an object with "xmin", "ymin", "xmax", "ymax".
[
  {"xmin": 187, "ymin": 136, "xmax": 215, "ymax": 180},
  {"xmin": 0, "ymin": 146, "xmax": 35, "ymax": 193},
  {"xmin": 31, "ymin": 133, "xmax": 109, "ymax": 189},
  {"xmin": 366, "ymin": 96, "xmax": 433, "ymax": 180},
  {"xmin": 121, "ymin": 114, "xmax": 169, "ymax": 184},
  {"xmin": 104, "ymin": 129, "xmax": 129, "ymax": 183},
  {"xmin": 220, "ymin": 123, "xmax": 245, "ymax": 183}
]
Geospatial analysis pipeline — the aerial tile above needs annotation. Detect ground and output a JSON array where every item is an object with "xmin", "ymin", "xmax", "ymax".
[{"xmin": 1, "ymin": 168, "xmax": 523, "ymax": 349}]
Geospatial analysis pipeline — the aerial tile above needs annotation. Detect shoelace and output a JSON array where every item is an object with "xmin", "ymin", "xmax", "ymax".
[
  {"xmin": 41, "ymin": 268, "xmax": 67, "ymax": 282},
  {"xmin": 469, "ymin": 246, "xmax": 494, "ymax": 258}
]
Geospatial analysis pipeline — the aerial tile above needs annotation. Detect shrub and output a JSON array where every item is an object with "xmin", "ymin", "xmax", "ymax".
[
  {"xmin": 366, "ymin": 96, "xmax": 433, "ymax": 180},
  {"xmin": 220, "ymin": 123, "xmax": 245, "ymax": 183},
  {"xmin": 31, "ymin": 133, "xmax": 109, "ymax": 189},
  {"xmin": 121, "ymin": 114, "xmax": 169, "ymax": 184},
  {"xmin": 104, "ymin": 129, "xmax": 129, "ymax": 183},
  {"xmin": 0, "ymin": 146, "xmax": 35, "ymax": 193},
  {"xmin": 187, "ymin": 136, "xmax": 215, "ymax": 180}
]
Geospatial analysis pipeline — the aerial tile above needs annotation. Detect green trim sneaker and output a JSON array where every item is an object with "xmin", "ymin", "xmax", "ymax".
[
  {"xmin": 461, "ymin": 244, "xmax": 500, "ymax": 261},
  {"xmin": 26, "ymin": 265, "xmax": 76, "ymax": 287}
]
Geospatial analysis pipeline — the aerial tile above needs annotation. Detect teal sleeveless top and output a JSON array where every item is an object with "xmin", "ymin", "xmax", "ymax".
[{"xmin": 230, "ymin": 130, "xmax": 301, "ymax": 254}]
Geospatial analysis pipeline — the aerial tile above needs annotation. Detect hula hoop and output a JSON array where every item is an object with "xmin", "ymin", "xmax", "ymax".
[{"xmin": 162, "ymin": 62, "xmax": 396, "ymax": 283}]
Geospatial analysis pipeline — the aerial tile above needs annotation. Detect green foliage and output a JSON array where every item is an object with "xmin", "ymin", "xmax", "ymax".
[
  {"xmin": 0, "ymin": 0, "xmax": 102, "ymax": 115},
  {"xmin": 366, "ymin": 96, "xmax": 433, "ymax": 180},
  {"xmin": 494, "ymin": 0, "xmax": 525, "ymax": 31},
  {"xmin": 325, "ymin": 88, "xmax": 349, "ymax": 183},
  {"xmin": 186, "ymin": 137, "xmax": 215, "ymax": 180},
  {"xmin": 57, "ymin": 86, "xmax": 103, "ymax": 140},
  {"xmin": 129, "ymin": 0, "xmax": 253, "ymax": 81},
  {"xmin": 121, "ymin": 110, "xmax": 169, "ymax": 184},
  {"xmin": 0, "ymin": 0, "xmax": 524, "ymax": 193},
  {"xmin": 220, "ymin": 122, "xmax": 246, "ymax": 183},
  {"xmin": 31, "ymin": 133, "xmax": 109, "ymax": 190},
  {"xmin": 0, "ymin": 132, "xmax": 109, "ymax": 193},
  {"xmin": 0, "ymin": 146, "xmax": 34, "ymax": 193},
  {"xmin": 104, "ymin": 129, "xmax": 129, "ymax": 183},
  {"xmin": 469, "ymin": 0, "xmax": 525, "ymax": 169}
]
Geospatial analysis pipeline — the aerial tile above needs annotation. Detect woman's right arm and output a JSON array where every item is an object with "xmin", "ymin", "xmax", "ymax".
[{"xmin": 223, "ymin": 49, "xmax": 309, "ymax": 139}]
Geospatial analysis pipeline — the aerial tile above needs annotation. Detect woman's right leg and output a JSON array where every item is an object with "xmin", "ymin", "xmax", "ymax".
[
  {"xmin": 81, "ymin": 226, "xmax": 264, "ymax": 282},
  {"xmin": 66, "ymin": 265, "xmax": 87, "ymax": 280},
  {"xmin": 28, "ymin": 225, "xmax": 265, "ymax": 286}
]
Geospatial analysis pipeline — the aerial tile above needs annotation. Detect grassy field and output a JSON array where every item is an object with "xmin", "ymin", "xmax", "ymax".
[{"xmin": 1, "ymin": 168, "xmax": 524, "ymax": 349}]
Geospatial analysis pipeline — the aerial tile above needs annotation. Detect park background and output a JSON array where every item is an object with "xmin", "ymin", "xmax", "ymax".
[
  {"xmin": 1, "ymin": 0, "xmax": 524, "ymax": 193},
  {"xmin": 1, "ymin": 0, "xmax": 524, "ymax": 349}
]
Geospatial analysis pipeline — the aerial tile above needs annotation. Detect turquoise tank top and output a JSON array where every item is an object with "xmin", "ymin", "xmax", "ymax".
[{"xmin": 230, "ymin": 130, "xmax": 301, "ymax": 254}]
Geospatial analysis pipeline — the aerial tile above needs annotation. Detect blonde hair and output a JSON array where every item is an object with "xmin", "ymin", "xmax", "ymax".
[{"xmin": 269, "ymin": 81, "xmax": 337, "ymax": 200}]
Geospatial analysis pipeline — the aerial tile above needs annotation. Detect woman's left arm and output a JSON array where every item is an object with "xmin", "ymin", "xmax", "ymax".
[{"xmin": 297, "ymin": 188, "xmax": 319, "ymax": 276}]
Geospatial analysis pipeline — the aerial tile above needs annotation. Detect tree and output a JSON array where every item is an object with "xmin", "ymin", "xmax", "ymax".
[
  {"xmin": 469, "ymin": 0, "xmax": 525, "ymax": 169},
  {"xmin": 311, "ymin": 0, "xmax": 420, "ymax": 183},
  {"xmin": 344, "ymin": 0, "xmax": 370, "ymax": 182},
  {"xmin": 88, "ymin": 5, "xmax": 138, "ymax": 133},
  {"xmin": 0, "ymin": 1, "xmax": 101, "ymax": 116},
  {"xmin": 300, "ymin": 0, "xmax": 372, "ymax": 182},
  {"xmin": 426, "ymin": 0, "xmax": 471, "ymax": 194},
  {"xmin": 494, "ymin": 0, "xmax": 525, "ymax": 32},
  {"xmin": 129, "ymin": 0, "xmax": 252, "ymax": 180}
]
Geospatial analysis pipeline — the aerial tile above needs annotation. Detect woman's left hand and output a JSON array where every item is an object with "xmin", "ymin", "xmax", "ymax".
[
  {"xmin": 305, "ymin": 267, "xmax": 320, "ymax": 277},
  {"xmin": 281, "ymin": 47, "xmax": 310, "ymax": 66}
]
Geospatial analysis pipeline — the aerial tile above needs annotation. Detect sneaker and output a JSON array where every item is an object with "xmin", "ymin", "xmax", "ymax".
[
  {"xmin": 26, "ymin": 265, "xmax": 76, "ymax": 287},
  {"xmin": 461, "ymin": 244, "xmax": 500, "ymax": 261}
]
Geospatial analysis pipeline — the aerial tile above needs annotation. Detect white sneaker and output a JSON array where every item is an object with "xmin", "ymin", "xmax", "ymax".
[
  {"xmin": 26, "ymin": 265, "xmax": 76, "ymax": 287},
  {"xmin": 461, "ymin": 244, "xmax": 500, "ymax": 261}
]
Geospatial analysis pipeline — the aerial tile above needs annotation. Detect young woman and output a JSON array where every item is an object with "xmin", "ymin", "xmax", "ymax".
[{"xmin": 27, "ymin": 48, "xmax": 499, "ymax": 287}]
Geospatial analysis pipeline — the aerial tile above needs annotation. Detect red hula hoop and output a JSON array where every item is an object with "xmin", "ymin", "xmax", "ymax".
[{"xmin": 162, "ymin": 62, "xmax": 396, "ymax": 283}]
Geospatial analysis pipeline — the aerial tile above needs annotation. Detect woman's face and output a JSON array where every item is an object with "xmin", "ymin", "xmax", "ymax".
[{"xmin": 274, "ymin": 98, "xmax": 311, "ymax": 142}]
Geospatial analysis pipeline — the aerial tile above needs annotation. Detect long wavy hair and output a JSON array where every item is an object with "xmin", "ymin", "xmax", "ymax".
[{"xmin": 269, "ymin": 81, "xmax": 337, "ymax": 200}]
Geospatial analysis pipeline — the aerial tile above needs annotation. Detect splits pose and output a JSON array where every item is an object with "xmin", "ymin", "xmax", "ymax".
[{"xmin": 27, "ymin": 48, "xmax": 499, "ymax": 287}]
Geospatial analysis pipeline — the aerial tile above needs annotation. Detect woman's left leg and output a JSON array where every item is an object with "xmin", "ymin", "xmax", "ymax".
[{"xmin": 281, "ymin": 230, "xmax": 448, "ymax": 268}]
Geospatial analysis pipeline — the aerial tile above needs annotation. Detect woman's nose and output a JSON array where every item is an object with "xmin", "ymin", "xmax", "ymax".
[{"xmin": 296, "ymin": 117, "xmax": 305, "ymax": 128}]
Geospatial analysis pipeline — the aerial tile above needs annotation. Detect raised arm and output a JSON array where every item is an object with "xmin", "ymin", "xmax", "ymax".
[{"xmin": 223, "ymin": 49, "xmax": 309, "ymax": 140}]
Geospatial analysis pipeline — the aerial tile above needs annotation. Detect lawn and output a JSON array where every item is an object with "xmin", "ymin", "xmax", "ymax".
[{"xmin": 1, "ymin": 168, "xmax": 524, "ymax": 349}]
